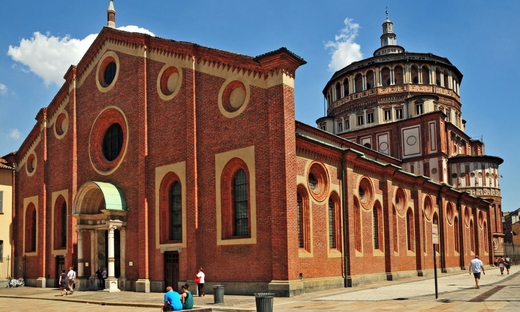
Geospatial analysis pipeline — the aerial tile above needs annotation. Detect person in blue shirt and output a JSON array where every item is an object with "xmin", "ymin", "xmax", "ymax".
[{"xmin": 163, "ymin": 286, "xmax": 183, "ymax": 311}]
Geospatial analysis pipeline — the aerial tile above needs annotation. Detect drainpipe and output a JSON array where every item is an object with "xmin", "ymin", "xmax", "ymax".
[
  {"xmin": 457, "ymin": 194, "xmax": 464, "ymax": 269},
  {"xmin": 437, "ymin": 187, "xmax": 446, "ymax": 272},
  {"xmin": 341, "ymin": 149, "xmax": 350, "ymax": 287}
]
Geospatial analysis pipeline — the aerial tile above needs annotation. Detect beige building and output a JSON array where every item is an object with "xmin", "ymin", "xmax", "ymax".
[{"xmin": 0, "ymin": 157, "xmax": 14, "ymax": 282}]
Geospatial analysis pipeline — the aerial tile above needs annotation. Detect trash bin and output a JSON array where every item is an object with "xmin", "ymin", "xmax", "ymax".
[
  {"xmin": 254, "ymin": 292, "xmax": 274, "ymax": 312},
  {"xmin": 213, "ymin": 285, "xmax": 225, "ymax": 304}
]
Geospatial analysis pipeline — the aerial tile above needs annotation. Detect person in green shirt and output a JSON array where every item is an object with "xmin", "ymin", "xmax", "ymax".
[{"xmin": 181, "ymin": 283, "xmax": 194, "ymax": 309}]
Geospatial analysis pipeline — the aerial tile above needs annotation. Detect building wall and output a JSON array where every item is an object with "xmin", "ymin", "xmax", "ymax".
[{"xmin": 0, "ymin": 165, "xmax": 13, "ymax": 280}]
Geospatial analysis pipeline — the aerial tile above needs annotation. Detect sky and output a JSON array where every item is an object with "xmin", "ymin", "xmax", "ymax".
[{"xmin": 0, "ymin": 0, "xmax": 518, "ymax": 211}]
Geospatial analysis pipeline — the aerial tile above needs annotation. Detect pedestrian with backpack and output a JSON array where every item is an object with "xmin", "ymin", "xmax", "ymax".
[{"xmin": 504, "ymin": 255, "xmax": 513, "ymax": 275}]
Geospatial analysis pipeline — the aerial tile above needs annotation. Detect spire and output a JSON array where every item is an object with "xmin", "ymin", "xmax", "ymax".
[
  {"xmin": 107, "ymin": 0, "xmax": 116, "ymax": 28},
  {"xmin": 374, "ymin": 8, "xmax": 404, "ymax": 56},
  {"xmin": 381, "ymin": 8, "xmax": 396, "ymax": 47}
]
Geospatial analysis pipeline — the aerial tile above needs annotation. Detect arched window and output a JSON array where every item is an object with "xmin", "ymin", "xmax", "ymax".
[
  {"xmin": 297, "ymin": 186, "xmax": 310, "ymax": 251},
  {"xmin": 394, "ymin": 66, "xmax": 404, "ymax": 85},
  {"xmin": 25, "ymin": 203, "xmax": 37, "ymax": 253},
  {"xmin": 233, "ymin": 169, "xmax": 249, "ymax": 236},
  {"xmin": 381, "ymin": 67, "xmax": 391, "ymax": 86},
  {"xmin": 354, "ymin": 197, "xmax": 362, "ymax": 252},
  {"xmin": 328, "ymin": 193, "xmax": 341, "ymax": 250},
  {"xmin": 335, "ymin": 82, "xmax": 341, "ymax": 101},
  {"xmin": 454, "ymin": 216, "xmax": 460, "ymax": 253},
  {"xmin": 484, "ymin": 222, "xmax": 488, "ymax": 253},
  {"xmin": 411, "ymin": 65, "xmax": 419, "ymax": 84},
  {"xmin": 421, "ymin": 65, "xmax": 430, "ymax": 85},
  {"xmin": 343, "ymin": 78, "xmax": 350, "ymax": 96},
  {"xmin": 366, "ymin": 70, "xmax": 375, "ymax": 89},
  {"xmin": 393, "ymin": 207, "xmax": 398, "ymax": 252},
  {"xmin": 373, "ymin": 202, "xmax": 383, "ymax": 250},
  {"xmin": 470, "ymin": 220, "xmax": 475, "ymax": 253},
  {"xmin": 159, "ymin": 172, "xmax": 183, "ymax": 243},
  {"xmin": 54, "ymin": 196, "xmax": 67, "ymax": 250},
  {"xmin": 354, "ymin": 74, "xmax": 363, "ymax": 93},
  {"xmin": 169, "ymin": 182, "xmax": 182, "ymax": 241},
  {"xmin": 406, "ymin": 208, "xmax": 414, "ymax": 251}
]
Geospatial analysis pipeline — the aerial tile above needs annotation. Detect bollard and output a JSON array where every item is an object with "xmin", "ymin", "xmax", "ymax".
[
  {"xmin": 254, "ymin": 292, "xmax": 274, "ymax": 312},
  {"xmin": 213, "ymin": 285, "xmax": 225, "ymax": 304}
]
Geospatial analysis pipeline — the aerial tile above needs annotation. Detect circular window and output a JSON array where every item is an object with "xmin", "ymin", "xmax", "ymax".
[
  {"xmin": 395, "ymin": 187, "xmax": 406, "ymax": 215},
  {"xmin": 218, "ymin": 79, "xmax": 250, "ymax": 118},
  {"xmin": 96, "ymin": 52, "xmax": 120, "ymax": 92},
  {"xmin": 451, "ymin": 173, "xmax": 458, "ymax": 179},
  {"xmin": 223, "ymin": 80, "xmax": 246, "ymax": 112},
  {"xmin": 358, "ymin": 177, "xmax": 374, "ymax": 210},
  {"xmin": 158, "ymin": 65, "xmax": 182, "ymax": 100},
  {"xmin": 102, "ymin": 123, "xmax": 123, "ymax": 161},
  {"xmin": 89, "ymin": 107, "xmax": 128, "ymax": 175},
  {"xmin": 26, "ymin": 153, "xmax": 37, "ymax": 175},
  {"xmin": 104, "ymin": 62, "xmax": 116, "ymax": 86},
  {"xmin": 307, "ymin": 161, "xmax": 329, "ymax": 202},
  {"xmin": 431, "ymin": 168, "xmax": 437, "ymax": 175},
  {"xmin": 55, "ymin": 112, "xmax": 68, "ymax": 137}
]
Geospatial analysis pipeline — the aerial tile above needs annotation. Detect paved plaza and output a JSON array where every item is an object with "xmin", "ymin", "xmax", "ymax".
[{"xmin": 1, "ymin": 265, "xmax": 519, "ymax": 311}]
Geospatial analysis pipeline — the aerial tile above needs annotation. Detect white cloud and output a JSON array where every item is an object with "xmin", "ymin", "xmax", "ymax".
[
  {"xmin": 7, "ymin": 26, "xmax": 155, "ymax": 87},
  {"xmin": 0, "ymin": 83, "xmax": 7, "ymax": 95},
  {"xmin": 9, "ymin": 129, "xmax": 20, "ymax": 140},
  {"xmin": 324, "ymin": 18, "xmax": 363, "ymax": 72},
  {"xmin": 118, "ymin": 25, "xmax": 155, "ymax": 36}
]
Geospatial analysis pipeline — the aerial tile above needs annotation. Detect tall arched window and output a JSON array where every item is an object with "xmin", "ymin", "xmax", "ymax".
[
  {"xmin": 221, "ymin": 158, "xmax": 251, "ymax": 240},
  {"xmin": 406, "ymin": 208, "xmax": 414, "ymax": 251},
  {"xmin": 470, "ymin": 220, "xmax": 475, "ymax": 253},
  {"xmin": 169, "ymin": 182, "xmax": 182, "ymax": 241},
  {"xmin": 159, "ymin": 172, "xmax": 183, "ymax": 244},
  {"xmin": 354, "ymin": 197, "xmax": 362, "ymax": 252},
  {"xmin": 25, "ymin": 203, "xmax": 37, "ymax": 253},
  {"xmin": 454, "ymin": 216, "xmax": 460, "ymax": 253},
  {"xmin": 393, "ymin": 207, "xmax": 398, "ymax": 252},
  {"xmin": 343, "ymin": 78, "xmax": 349, "ymax": 96},
  {"xmin": 329, "ymin": 198, "xmax": 337, "ymax": 249},
  {"xmin": 328, "ymin": 193, "xmax": 341, "ymax": 250},
  {"xmin": 297, "ymin": 186, "xmax": 310, "ymax": 251},
  {"xmin": 373, "ymin": 202, "xmax": 382, "ymax": 250},
  {"xmin": 54, "ymin": 196, "xmax": 67, "ymax": 250},
  {"xmin": 233, "ymin": 169, "xmax": 249, "ymax": 236}
]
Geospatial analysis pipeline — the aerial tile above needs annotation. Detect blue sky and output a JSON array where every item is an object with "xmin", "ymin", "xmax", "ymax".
[{"xmin": 0, "ymin": 1, "xmax": 518, "ymax": 211}]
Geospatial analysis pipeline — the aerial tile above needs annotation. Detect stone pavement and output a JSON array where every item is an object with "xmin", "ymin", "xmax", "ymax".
[{"xmin": 1, "ymin": 264, "xmax": 519, "ymax": 311}]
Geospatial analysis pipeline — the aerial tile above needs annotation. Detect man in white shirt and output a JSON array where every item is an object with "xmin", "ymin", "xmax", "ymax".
[
  {"xmin": 468, "ymin": 255, "xmax": 485, "ymax": 289},
  {"xmin": 66, "ymin": 267, "xmax": 76, "ymax": 295}
]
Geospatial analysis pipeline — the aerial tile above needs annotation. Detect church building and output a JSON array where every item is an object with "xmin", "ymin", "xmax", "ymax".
[{"xmin": 3, "ymin": 2, "xmax": 503, "ymax": 296}]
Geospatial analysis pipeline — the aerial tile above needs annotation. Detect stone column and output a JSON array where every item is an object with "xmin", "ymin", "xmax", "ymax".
[
  {"xmin": 106, "ymin": 222, "xmax": 121, "ymax": 292},
  {"xmin": 77, "ymin": 230, "xmax": 84, "ymax": 277}
]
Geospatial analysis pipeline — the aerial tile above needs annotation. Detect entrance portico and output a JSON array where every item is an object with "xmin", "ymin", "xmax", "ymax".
[{"xmin": 72, "ymin": 181, "xmax": 128, "ymax": 292}]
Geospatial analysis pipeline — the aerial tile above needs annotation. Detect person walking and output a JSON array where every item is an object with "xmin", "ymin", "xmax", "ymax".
[
  {"xmin": 497, "ymin": 256, "xmax": 505, "ymax": 274},
  {"xmin": 66, "ymin": 266, "xmax": 76, "ymax": 295},
  {"xmin": 504, "ymin": 255, "xmax": 513, "ymax": 274},
  {"xmin": 58, "ymin": 269, "xmax": 67, "ymax": 296},
  {"xmin": 195, "ymin": 267, "xmax": 205, "ymax": 297},
  {"xmin": 469, "ymin": 255, "xmax": 485, "ymax": 289}
]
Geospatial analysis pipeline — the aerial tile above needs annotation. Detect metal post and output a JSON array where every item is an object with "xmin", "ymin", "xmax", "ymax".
[{"xmin": 433, "ymin": 243, "xmax": 438, "ymax": 299}]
